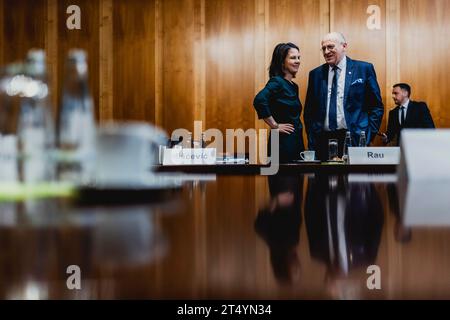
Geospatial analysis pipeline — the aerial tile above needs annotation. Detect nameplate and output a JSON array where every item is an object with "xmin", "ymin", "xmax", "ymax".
[
  {"xmin": 162, "ymin": 148, "xmax": 216, "ymax": 165},
  {"xmin": 348, "ymin": 147, "xmax": 400, "ymax": 165},
  {"xmin": 398, "ymin": 129, "xmax": 450, "ymax": 181}
]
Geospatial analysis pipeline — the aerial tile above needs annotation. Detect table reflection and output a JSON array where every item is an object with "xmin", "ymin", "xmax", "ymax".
[
  {"xmin": 0, "ymin": 199, "xmax": 174, "ymax": 299},
  {"xmin": 2, "ymin": 172, "xmax": 450, "ymax": 299},
  {"xmin": 305, "ymin": 174, "xmax": 384, "ymax": 276},
  {"xmin": 387, "ymin": 184, "xmax": 412, "ymax": 243},
  {"xmin": 254, "ymin": 174, "xmax": 303, "ymax": 285}
]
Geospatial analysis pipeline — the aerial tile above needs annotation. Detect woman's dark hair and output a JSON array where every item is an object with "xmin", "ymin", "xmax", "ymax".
[{"xmin": 269, "ymin": 42, "xmax": 299, "ymax": 78}]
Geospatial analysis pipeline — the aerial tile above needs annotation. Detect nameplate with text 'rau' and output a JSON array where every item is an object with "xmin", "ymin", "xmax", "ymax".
[
  {"xmin": 163, "ymin": 148, "xmax": 216, "ymax": 165},
  {"xmin": 348, "ymin": 147, "xmax": 400, "ymax": 165}
]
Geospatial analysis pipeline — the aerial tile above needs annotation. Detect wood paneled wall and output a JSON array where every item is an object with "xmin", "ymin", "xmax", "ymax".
[
  {"xmin": 0, "ymin": 0, "xmax": 449, "ymax": 140},
  {"xmin": 399, "ymin": 0, "xmax": 450, "ymax": 127},
  {"xmin": 113, "ymin": 0, "xmax": 155, "ymax": 122},
  {"xmin": 332, "ymin": 0, "xmax": 387, "ymax": 145},
  {"xmin": 57, "ymin": 0, "xmax": 100, "ymax": 120}
]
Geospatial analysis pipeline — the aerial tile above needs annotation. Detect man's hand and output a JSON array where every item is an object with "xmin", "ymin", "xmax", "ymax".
[{"xmin": 380, "ymin": 133, "xmax": 389, "ymax": 145}]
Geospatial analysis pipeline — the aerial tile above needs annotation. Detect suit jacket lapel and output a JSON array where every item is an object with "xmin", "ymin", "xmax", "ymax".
[
  {"xmin": 404, "ymin": 101, "xmax": 414, "ymax": 126},
  {"xmin": 394, "ymin": 106, "xmax": 401, "ymax": 127},
  {"xmin": 343, "ymin": 57, "xmax": 354, "ymax": 110}
]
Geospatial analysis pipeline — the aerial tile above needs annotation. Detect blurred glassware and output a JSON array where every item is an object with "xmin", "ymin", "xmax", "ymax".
[
  {"xmin": 58, "ymin": 49, "xmax": 96, "ymax": 184},
  {"xmin": 201, "ymin": 132, "xmax": 206, "ymax": 148},
  {"xmin": 185, "ymin": 132, "xmax": 193, "ymax": 148},
  {"xmin": 359, "ymin": 130, "xmax": 366, "ymax": 147},
  {"xmin": 0, "ymin": 64, "xmax": 22, "ymax": 182},
  {"xmin": 342, "ymin": 131, "xmax": 352, "ymax": 163},
  {"xmin": 328, "ymin": 138, "xmax": 338, "ymax": 161},
  {"xmin": 18, "ymin": 49, "xmax": 55, "ymax": 183},
  {"xmin": 0, "ymin": 49, "xmax": 55, "ymax": 184}
]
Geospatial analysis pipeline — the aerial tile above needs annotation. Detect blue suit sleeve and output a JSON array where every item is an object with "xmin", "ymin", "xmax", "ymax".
[
  {"xmin": 253, "ymin": 77, "xmax": 282, "ymax": 119},
  {"xmin": 304, "ymin": 70, "xmax": 317, "ymax": 150},
  {"xmin": 365, "ymin": 64, "xmax": 384, "ymax": 143}
]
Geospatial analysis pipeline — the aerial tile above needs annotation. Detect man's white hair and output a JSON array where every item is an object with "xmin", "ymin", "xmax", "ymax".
[{"xmin": 322, "ymin": 32, "xmax": 347, "ymax": 45}]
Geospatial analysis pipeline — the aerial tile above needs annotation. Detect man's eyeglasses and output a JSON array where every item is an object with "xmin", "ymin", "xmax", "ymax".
[{"xmin": 321, "ymin": 45, "xmax": 336, "ymax": 52}]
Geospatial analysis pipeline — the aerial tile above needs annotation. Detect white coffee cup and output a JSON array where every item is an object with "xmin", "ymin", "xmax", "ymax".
[
  {"xmin": 300, "ymin": 150, "xmax": 315, "ymax": 161},
  {"xmin": 94, "ymin": 122, "xmax": 167, "ymax": 185}
]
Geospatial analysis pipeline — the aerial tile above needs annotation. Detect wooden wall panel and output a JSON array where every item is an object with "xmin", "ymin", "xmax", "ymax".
[
  {"xmin": 268, "ymin": 0, "xmax": 325, "ymax": 103},
  {"xmin": 2, "ymin": 0, "xmax": 47, "ymax": 63},
  {"xmin": 2, "ymin": 0, "xmax": 450, "ymax": 135},
  {"xmin": 386, "ymin": 0, "xmax": 400, "ymax": 127},
  {"xmin": 112, "ymin": 0, "xmax": 155, "ymax": 123},
  {"xmin": 331, "ymin": 0, "xmax": 386, "ymax": 75},
  {"xmin": 267, "ymin": 0, "xmax": 327, "ymax": 148},
  {"xmin": 332, "ymin": 0, "xmax": 387, "ymax": 143},
  {"xmin": 154, "ymin": 0, "xmax": 164, "ymax": 127},
  {"xmin": 46, "ymin": 0, "xmax": 58, "ymax": 115},
  {"xmin": 205, "ymin": 0, "xmax": 256, "ymax": 133},
  {"xmin": 0, "ymin": 0, "xmax": 4, "ymax": 66},
  {"xmin": 57, "ymin": 0, "xmax": 100, "ymax": 120},
  {"xmin": 162, "ymin": 0, "xmax": 196, "ymax": 134},
  {"xmin": 399, "ymin": 0, "xmax": 450, "ymax": 128},
  {"xmin": 99, "ymin": 0, "xmax": 113, "ymax": 122}
]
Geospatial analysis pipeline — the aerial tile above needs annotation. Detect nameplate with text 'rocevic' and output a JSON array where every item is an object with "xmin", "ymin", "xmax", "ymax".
[
  {"xmin": 348, "ymin": 147, "xmax": 400, "ymax": 165},
  {"xmin": 162, "ymin": 148, "xmax": 216, "ymax": 165}
]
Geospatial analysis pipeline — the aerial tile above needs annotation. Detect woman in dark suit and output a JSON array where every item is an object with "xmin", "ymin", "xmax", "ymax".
[{"xmin": 253, "ymin": 42, "xmax": 305, "ymax": 162}]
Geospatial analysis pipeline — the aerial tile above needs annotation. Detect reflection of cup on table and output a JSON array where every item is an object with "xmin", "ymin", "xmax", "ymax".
[
  {"xmin": 328, "ymin": 139, "xmax": 338, "ymax": 160},
  {"xmin": 92, "ymin": 207, "xmax": 167, "ymax": 267},
  {"xmin": 300, "ymin": 150, "xmax": 315, "ymax": 161}
]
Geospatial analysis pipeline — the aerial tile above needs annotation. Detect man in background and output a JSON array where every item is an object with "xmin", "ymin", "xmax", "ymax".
[{"xmin": 382, "ymin": 83, "xmax": 435, "ymax": 146}]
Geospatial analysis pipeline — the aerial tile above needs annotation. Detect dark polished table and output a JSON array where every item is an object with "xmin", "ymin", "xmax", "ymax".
[
  {"xmin": 156, "ymin": 163, "xmax": 397, "ymax": 174},
  {"xmin": 0, "ymin": 163, "xmax": 449, "ymax": 299}
]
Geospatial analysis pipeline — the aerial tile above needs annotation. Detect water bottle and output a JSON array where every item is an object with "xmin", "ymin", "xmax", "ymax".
[
  {"xmin": 58, "ymin": 49, "xmax": 96, "ymax": 183},
  {"xmin": 201, "ymin": 132, "xmax": 206, "ymax": 148},
  {"xmin": 342, "ymin": 131, "xmax": 352, "ymax": 163},
  {"xmin": 0, "ymin": 64, "xmax": 22, "ymax": 182},
  {"xmin": 359, "ymin": 130, "xmax": 367, "ymax": 147},
  {"xmin": 185, "ymin": 132, "xmax": 193, "ymax": 148},
  {"xmin": 17, "ymin": 49, "xmax": 55, "ymax": 183}
]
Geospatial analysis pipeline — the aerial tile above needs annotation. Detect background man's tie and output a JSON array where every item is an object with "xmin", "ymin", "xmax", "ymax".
[{"xmin": 400, "ymin": 106, "xmax": 405, "ymax": 126}]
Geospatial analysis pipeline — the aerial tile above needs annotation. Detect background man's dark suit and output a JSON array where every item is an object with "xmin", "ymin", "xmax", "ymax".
[
  {"xmin": 385, "ymin": 101, "xmax": 435, "ymax": 146},
  {"xmin": 304, "ymin": 57, "xmax": 384, "ymax": 157}
]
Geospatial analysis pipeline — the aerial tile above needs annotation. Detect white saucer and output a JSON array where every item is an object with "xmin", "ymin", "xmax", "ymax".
[{"xmin": 293, "ymin": 159, "xmax": 321, "ymax": 163}]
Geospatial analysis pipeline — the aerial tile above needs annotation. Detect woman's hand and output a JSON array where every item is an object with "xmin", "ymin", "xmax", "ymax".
[
  {"xmin": 277, "ymin": 123, "xmax": 295, "ymax": 134},
  {"xmin": 263, "ymin": 117, "xmax": 295, "ymax": 134}
]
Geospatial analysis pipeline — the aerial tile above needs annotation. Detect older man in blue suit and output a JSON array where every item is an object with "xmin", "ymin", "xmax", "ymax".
[{"xmin": 304, "ymin": 32, "xmax": 384, "ymax": 161}]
